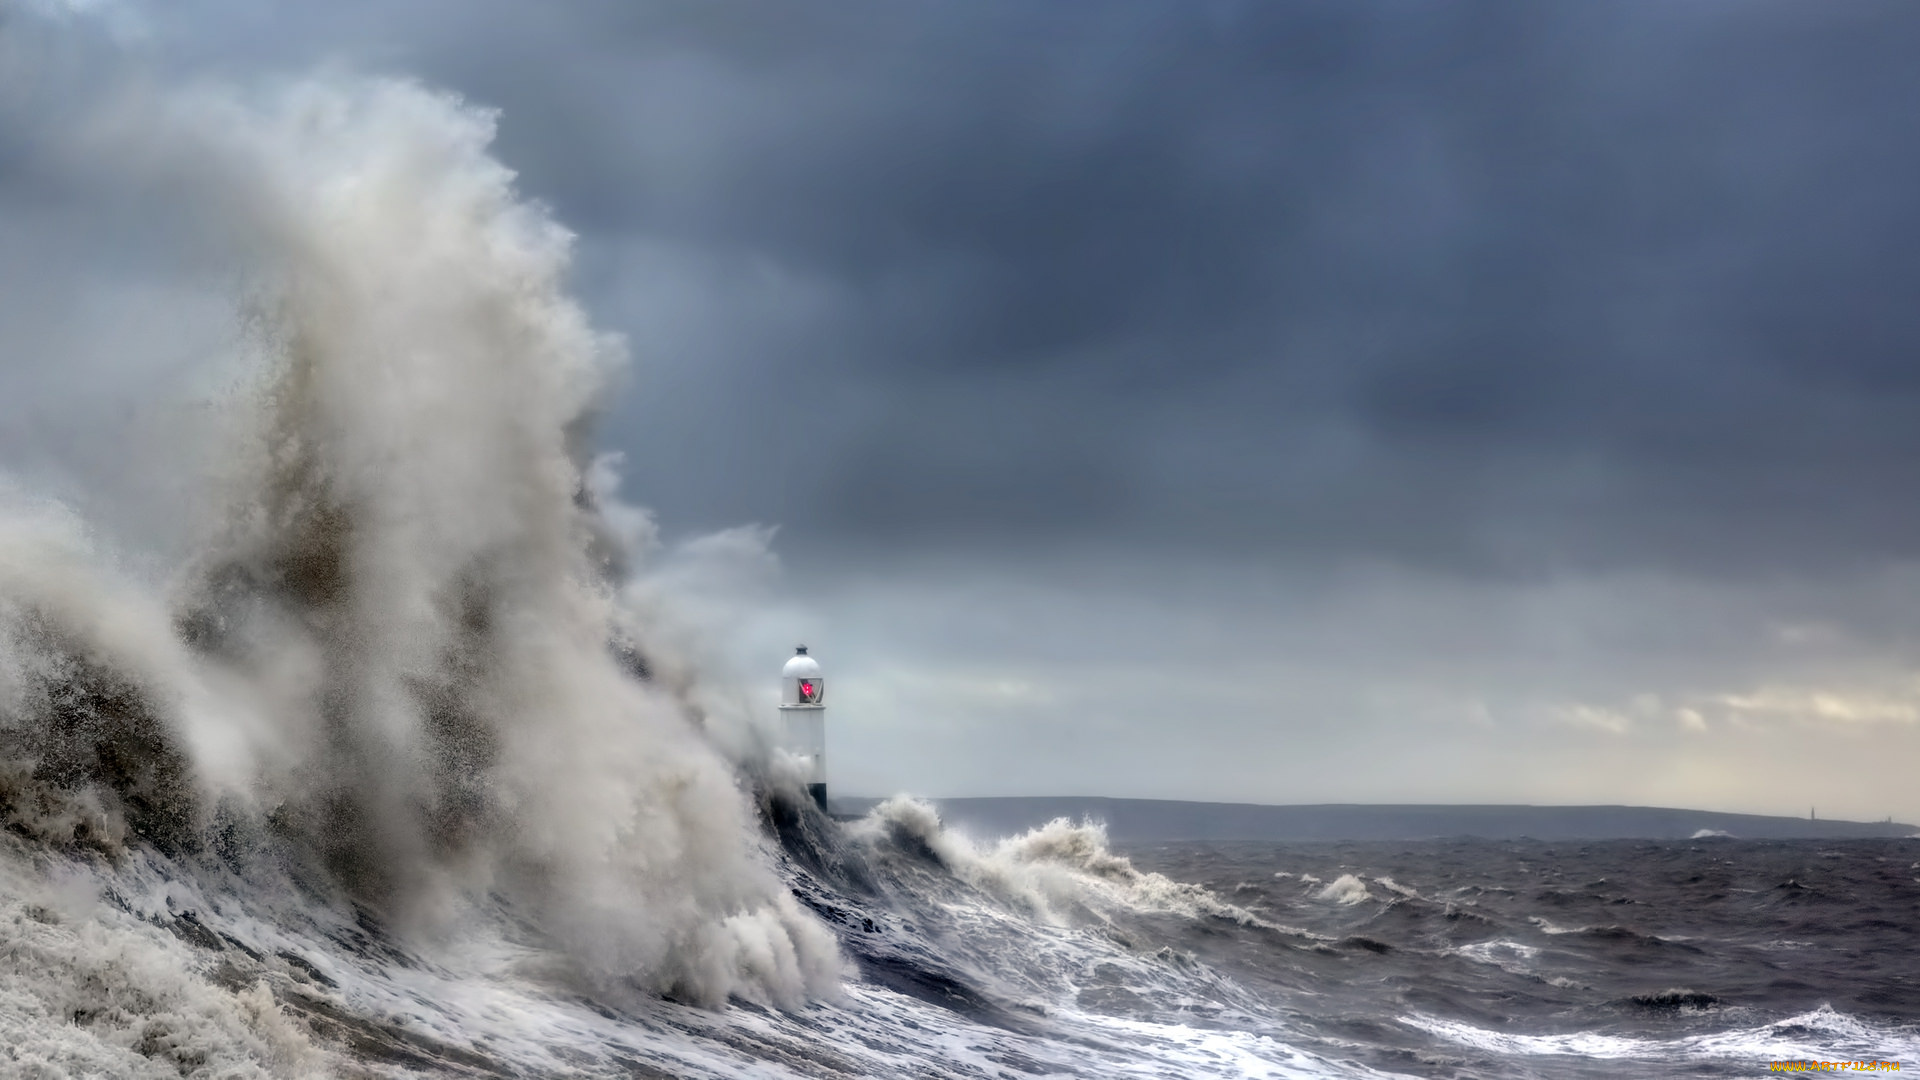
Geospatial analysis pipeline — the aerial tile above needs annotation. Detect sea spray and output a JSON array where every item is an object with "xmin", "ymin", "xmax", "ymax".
[{"xmin": 0, "ymin": 75, "xmax": 839, "ymax": 1008}]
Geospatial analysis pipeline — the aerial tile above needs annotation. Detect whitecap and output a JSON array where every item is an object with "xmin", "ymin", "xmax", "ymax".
[{"xmin": 1315, "ymin": 874, "xmax": 1372, "ymax": 906}]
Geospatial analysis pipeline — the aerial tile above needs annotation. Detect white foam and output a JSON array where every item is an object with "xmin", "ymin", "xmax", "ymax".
[
  {"xmin": 0, "ymin": 840, "xmax": 329, "ymax": 1078},
  {"xmin": 1450, "ymin": 940, "xmax": 1541, "ymax": 970},
  {"xmin": 1372, "ymin": 876, "xmax": 1423, "ymax": 901},
  {"xmin": 1315, "ymin": 874, "xmax": 1373, "ymax": 906},
  {"xmin": 1404, "ymin": 1005, "xmax": 1920, "ymax": 1065},
  {"xmin": 1401, "ymin": 1013, "xmax": 1650, "ymax": 1058}
]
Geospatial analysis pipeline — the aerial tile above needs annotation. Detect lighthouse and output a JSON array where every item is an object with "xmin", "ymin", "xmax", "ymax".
[{"xmin": 779, "ymin": 645, "xmax": 827, "ymax": 811}]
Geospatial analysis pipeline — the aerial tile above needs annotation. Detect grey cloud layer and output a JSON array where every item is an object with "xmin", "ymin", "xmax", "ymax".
[
  {"xmin": 451, "ymin": 2, "xmax": 1920, "ymax": 576},
  {"xmin": 50, "ymin": 0, "xmax": 1920, "ymax": 575}
]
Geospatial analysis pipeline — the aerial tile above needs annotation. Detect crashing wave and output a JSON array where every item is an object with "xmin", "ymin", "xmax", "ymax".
[
  {"xmin": 849, "ymin": 796, "xmax": 1276, "ymax": 927},
  {"xmin": 0, "ymin": 75, "xmax": 837, "ymax": 1019},
  {"xmin": 1314, "ymin": 873, "xmax": 1372, "ymax": 906}
]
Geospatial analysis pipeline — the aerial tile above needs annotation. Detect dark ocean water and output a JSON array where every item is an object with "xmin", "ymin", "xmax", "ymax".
[
  {"xmin": 6, "ymin": 797, "xmax": 1917, "ymax": 1078},
  {"xmin": 1113, "ymin": 837, "xmax": 1920, "ymax": 1077}
]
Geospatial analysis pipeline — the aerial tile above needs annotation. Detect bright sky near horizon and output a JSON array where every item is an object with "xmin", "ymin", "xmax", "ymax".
[{"xmin": 4, "ymin": 1, "xmax": 1920, "ymax": 823}]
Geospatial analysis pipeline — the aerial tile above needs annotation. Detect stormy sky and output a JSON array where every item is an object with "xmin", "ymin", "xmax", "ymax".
[{"xmin": 7, "ymin": 1, "xmax": 1920, "ymax": 822}]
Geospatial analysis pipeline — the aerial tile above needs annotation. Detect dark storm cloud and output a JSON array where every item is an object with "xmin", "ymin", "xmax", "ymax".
[
  {"xmin": 421, "ymin": 1, "xmax": 1920, "ymax": 577},
  {"xmin": 34, "ymin": 0, "xmax": 1920, "ymax": 574}
]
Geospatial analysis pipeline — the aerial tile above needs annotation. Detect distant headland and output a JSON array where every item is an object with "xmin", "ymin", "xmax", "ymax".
[{"xmin": 829, "ymin": 797, "xmax": 1918, "ymax": 842}]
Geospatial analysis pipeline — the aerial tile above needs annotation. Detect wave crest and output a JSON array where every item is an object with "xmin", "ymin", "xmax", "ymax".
[{"xmin": 852, "ymin": 797, "xmax": 1271, "ymax": 927}]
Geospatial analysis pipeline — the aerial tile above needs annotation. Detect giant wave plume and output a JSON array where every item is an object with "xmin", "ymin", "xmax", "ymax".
[{"xmin": 0, "ymin": 69, "xmax": 841, "ymax": 1048}]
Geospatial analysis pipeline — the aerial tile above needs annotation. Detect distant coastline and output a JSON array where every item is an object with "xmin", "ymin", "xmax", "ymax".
[{"xmin": 829, "ymin": 796, "xmax": 1919, "ymax": 842}]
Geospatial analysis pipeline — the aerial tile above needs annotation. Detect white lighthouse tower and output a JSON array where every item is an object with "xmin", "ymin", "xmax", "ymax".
[{"xmin": 778, "ymin": 645, "xmax": 827, "ymax": 811}]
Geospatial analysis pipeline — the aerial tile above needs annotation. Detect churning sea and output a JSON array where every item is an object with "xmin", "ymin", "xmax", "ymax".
[{"xmin": 7, "ymin": 795, "xmax": 1916, "ymax": 1079}]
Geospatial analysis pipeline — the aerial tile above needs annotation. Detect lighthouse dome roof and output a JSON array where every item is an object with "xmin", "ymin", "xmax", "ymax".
[{"xmin": 782, "ymin": 649, "xmax": 822, "ymax": 679}]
